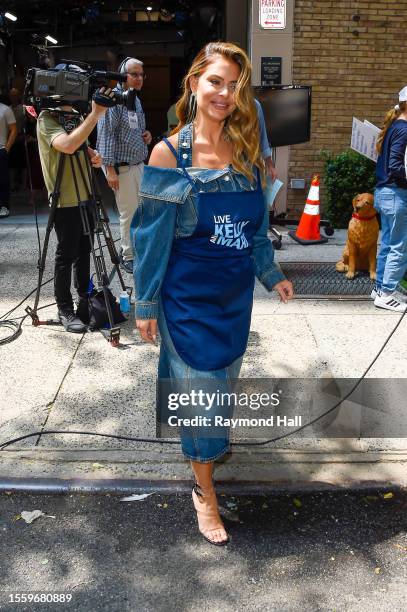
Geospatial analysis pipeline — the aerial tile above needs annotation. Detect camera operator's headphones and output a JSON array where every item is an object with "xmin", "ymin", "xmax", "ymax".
[
  {"xmin": 117, "ymin": 57, "xmax": 143, "ymax": 89},
  {"xmin": 118, "ymin": 57, "xmax": 132, "ymax": 73},
  {"xmin": 117, "ymin": 57, "xmax": 129, "ymax": 89},
  {"xmin": 117, "ymin": 57, "xmax": 131, "ymax": 90}
]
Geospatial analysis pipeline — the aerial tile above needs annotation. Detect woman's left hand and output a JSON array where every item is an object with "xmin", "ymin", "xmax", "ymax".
[
  {"xmin": 274, "ymin": 280, "xmax": 294, "ymax": 303},
  {"xmin": 265, "ymin": 156, "xmax": 277, "ymax": 182},
  {"xmin": 136, "ymin": 318, "xmax": 157, "ymax": 344}
]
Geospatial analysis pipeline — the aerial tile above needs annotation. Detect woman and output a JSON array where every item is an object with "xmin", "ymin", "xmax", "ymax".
[
  {"xmin": 133, "ymin": 42, "xmax": 293, "ymax": 545},
  {"xmin": 373, "ymin": 86, "xmax": 407, "ymax": 312}
]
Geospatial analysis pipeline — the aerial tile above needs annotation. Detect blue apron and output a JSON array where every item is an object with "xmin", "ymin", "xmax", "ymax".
[{"xmin": 161, "ymin": 136, "xmax": 264, "ymax": 371}]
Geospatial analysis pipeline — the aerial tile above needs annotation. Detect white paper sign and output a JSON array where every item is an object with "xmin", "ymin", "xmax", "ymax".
[
  {"xmin": 350, "ymin": 117, "xmax": 379, "ymax": 162},
  {"xmin": 265, "ymin": 177, "xmax": 284, "ymax": 209},
  {"xmin": 363, "ymin": 119, "xmax": 380, "ymax": 135},
  {"xmin": 259, "ymin": 0, "xmax": 286, "ymax": 30}
]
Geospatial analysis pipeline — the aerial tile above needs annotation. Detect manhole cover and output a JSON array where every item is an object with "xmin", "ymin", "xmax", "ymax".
[{"xmin": 280, "ymin": 262, "xmax": 374, "ymax": 297}]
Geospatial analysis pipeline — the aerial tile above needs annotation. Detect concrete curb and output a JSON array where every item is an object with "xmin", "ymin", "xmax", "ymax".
[
  {"xmin": 0, "ymin": 477, "xmax": 406, "ymax": 495},
  {"xmin": 1, "ymin": 447, "xmax": 406, "ymax": 492}
]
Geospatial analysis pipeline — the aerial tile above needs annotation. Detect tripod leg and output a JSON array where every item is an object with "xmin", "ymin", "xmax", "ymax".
[
  {"xmin": 84, "ymin": 155, "xmax": 129, "ymax": 292},
  {"xmin": 82, "ymin": 203, "xmax": 120, "ymax": 347},
  {"xmin": 98, "ymin": 203, "xmax": 128, "ymax": 292},
  {"xmin": 26, "ymin": 210, "xmax": 56, "ymax": 325},
  {"xmin": 72, "ymin": 153, "xmax": 110, "ymax": 283},
  {"xmin": 79, "ymin": 198, "xmax": 108, "ymax": 284},
  {"xmin": 27, "ymin": 152, "xmax": 66, "ymax": 326},
  {"xmin": 30, "ymin": 209, "xmax": 54, "ymax": 317},
  {"xmin": 72, "ymin": 151, "xmax": 121, "ymax": 346}
]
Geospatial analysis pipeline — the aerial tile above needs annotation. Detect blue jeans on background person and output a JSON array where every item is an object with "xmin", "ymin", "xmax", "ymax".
[
  {"xmin": 374, "ymin": 186, "xmax": 407, "ymax": 293},
  {"xmin": 157, "ymin": 302, "xmax": 243, "ymax": 463}
]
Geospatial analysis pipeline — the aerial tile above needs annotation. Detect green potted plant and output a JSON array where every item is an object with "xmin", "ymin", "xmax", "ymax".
[{"xmin": 321, "ymin": 149, "xmax": 376, "ymax": 228}]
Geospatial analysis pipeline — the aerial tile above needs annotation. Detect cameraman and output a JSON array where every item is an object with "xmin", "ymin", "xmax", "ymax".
[
  {"xmin": 37, "ymin": 64, "xmax": 115, "ymax": 333},
  {"xmin": 97, "ymin": 57, "xmax": 151, "ymax": 274}
]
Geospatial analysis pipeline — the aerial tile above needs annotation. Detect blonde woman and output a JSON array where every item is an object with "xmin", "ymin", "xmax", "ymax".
[
  {"xmin": 132, "ymin": 42, "xmax": 293, "ymax": 545},
  {"xmin": 373, "ymin": 86, "xmax": 407, "ymax": 312}
]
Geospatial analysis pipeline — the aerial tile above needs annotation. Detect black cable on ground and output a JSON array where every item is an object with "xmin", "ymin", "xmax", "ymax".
[
  {"xmin": 0, "ymin": 277, "xmax": 53, "ymax": 346},
  {"xmin": 0, "ymin": 430, "xmax": 180, "ymax": 450},
  {"xmin": 235, "ymin": 307, "xmax": 406, "ymax": 447},
  {"xmin": 0, "ymin": 277, "xmax": 53, "ymax": 322},
  {"xmin": 0, "ymin": 235, "xmax": 120, "ymax": 345},
  {"xmin": 0, "ymin": 319, "xmax": 23, "ymax": 345},
  {"xmin": 0, "ymin": 308, "xmax": 405, "ymax": 450},
  {"xmin": 0, "ymin": 303, "xmax": 57, "ymax": 346}
]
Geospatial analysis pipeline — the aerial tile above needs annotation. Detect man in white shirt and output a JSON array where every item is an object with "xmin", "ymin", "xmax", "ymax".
[{"xmin": 0, "ymin": 101, "xmax": 17, "ymax": 218}]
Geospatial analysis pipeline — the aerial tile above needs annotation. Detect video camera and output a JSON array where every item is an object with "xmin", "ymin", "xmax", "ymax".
[{"xmin": 24, "ymin": 60, "xmax": 136, "ymax": 113}]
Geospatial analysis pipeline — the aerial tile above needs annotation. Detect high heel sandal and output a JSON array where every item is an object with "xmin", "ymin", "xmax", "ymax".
[{"xmin": 192, "ymin": 482, "xmax": 230, "ymax": 546}]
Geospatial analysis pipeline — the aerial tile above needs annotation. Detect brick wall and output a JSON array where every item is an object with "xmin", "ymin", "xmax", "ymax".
[{"xmin": 288, "ymin": 0, "xmax": 407, "ymax": 217}]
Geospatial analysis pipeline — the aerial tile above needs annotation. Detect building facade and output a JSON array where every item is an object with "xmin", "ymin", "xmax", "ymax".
[{"xmin": 248, "ymin": 0, "xmax": 407, "ymax": 216}]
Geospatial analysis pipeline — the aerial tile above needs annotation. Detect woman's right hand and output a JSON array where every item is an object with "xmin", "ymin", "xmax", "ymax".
[{"xmin": 136, "ymin": 319, "xmax": 158, "ymax": 344}]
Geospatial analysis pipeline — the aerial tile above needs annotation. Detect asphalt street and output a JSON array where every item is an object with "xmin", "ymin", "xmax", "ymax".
[{"xmin": 0, "ymin": 488, "xmax": 406, "ymax": 612}]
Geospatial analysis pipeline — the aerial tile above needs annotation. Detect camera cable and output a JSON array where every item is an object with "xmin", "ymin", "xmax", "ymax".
[
  {"xmin": 0, "ymin": 306, "xmax": 405, "ymax": 449},
  {"xmin": 0, "ymin": 236, "xmax": 120, "ymax": 346}
]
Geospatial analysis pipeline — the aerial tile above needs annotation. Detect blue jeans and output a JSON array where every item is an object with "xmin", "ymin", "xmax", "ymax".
[
  {"xmin": 374, "ymin": 186, "xmax": 407, "ymax": 293},
  {"xmin": 157, "ymin": 303, "xmax": 243, "ymax": 463}
]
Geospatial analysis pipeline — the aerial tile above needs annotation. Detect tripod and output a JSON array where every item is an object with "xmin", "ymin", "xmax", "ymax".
[{"xmin": 26, "ymin": 112, "xmax": 130, "ymax": 347}]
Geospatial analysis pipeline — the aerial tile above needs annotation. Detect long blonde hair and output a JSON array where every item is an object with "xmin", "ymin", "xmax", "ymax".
[
  {"xmin": 376, "ymin": 101, "xmax": 407, "ymax": 153},
  {"xmin": 173, "ymin": 41, "xmax": 263, "ymax": 183}
]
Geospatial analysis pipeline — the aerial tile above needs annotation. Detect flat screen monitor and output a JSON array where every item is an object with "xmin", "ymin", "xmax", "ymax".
[{"xmin": 253, "ymin": 85, "xmax": 312, "ymax": 148}]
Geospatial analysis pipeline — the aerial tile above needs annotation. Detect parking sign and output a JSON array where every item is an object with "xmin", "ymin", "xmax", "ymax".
[{"xmin": 259, "ymin": 0, "xmax": 286, "ymax": 29}]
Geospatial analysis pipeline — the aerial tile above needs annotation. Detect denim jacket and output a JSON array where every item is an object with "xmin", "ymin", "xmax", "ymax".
[{"xmin": 131, "ymin": 124, "xmax": 286, "ymax": 320}]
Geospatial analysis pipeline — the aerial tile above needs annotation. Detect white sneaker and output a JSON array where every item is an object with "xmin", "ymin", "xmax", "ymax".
[
  {"xmin": 0, "ymin": 206, "xmax": 10, "ymax": 218},
  {"xmin": 374, "ymin": 292, "xmax": 407, "ymax": 312},
  {"xmin": 390, "ymin": 289, "xmax": 407, "ymax": 303},
  {"xmin": 370, "ymin": 287, "xmax": 382, "ymax": 299}
]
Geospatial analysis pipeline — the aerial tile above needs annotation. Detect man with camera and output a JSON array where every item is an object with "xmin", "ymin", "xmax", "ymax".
[
  {"xmin": 97, "ymin": 57, "xmax": 152, "ymax": 274},
  {"xmin": 37, "ymin": 64, "xmax": 115, "ymax": 333}
]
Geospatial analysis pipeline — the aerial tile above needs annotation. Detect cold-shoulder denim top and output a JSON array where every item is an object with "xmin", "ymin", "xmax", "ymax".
[{"xmin": 131, "ymin": 123, "xmax": 286, "ymax": 320}]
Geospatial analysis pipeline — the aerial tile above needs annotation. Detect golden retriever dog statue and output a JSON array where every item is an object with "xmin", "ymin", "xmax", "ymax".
[{"xmin": 336, "ymin": 193, "xmax": 379, "ymax": 280}]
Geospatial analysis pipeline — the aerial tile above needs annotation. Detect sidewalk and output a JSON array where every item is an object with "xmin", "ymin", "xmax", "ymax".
[{"xmin": 1, "ymin": 202, "xmax": 407, "ymax": 492}]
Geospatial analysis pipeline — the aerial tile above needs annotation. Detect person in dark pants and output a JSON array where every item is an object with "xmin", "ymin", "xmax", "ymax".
[
  {"xmin": 53, "ymin": 206, "xmax": 94, "ymax": 316},
  {"xmin": 0, "ymin": 100, "xmax": 17, "ymax": 218},
  {"xmin": 36, "ymin": 63, "xmax": 115, "ymax": 332}
]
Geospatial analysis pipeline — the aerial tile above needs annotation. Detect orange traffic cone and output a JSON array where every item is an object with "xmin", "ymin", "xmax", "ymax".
[{"xmin": 288, "ymin": 174, "xmax": 328, "ymax": 245}]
